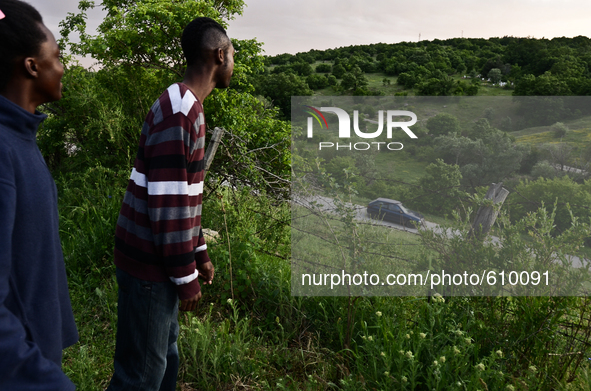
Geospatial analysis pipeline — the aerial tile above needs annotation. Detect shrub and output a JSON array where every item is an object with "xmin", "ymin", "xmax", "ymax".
[
  {"xmin": 551, "ymin": 122, "xmax": 568, "ymax": 138},
  {"xmin": 426, "ymin": 113, "xmax": 460, "ymax": 137},
  {"xmin": 315, "ymin": 63, "xmax": 332, "ymax": 73}
]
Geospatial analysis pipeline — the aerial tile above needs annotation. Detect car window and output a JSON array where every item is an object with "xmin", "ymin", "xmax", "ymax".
[{"xmin": 388, "ymin": 204, "xmax": 401, "ymax": 212}]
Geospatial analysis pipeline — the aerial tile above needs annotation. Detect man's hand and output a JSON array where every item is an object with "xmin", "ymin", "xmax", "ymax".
[
  {"xmin": 197, "ymin": 261, "xmax": 214, "ymax": 285},
  {"xmin": 179, "ymin": 262, "xmax": 213, "ymax": 311},
  {"xmin": 179, "ymin": 291, "xmax": 202, "ymax": 312}
]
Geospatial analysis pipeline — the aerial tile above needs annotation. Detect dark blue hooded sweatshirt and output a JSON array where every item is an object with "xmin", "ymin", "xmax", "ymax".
[{"xmin": 0, "ymin": 94, "xmax": 78, "ymax": 390}]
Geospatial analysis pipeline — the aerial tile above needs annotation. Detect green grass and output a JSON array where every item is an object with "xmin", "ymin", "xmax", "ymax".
[
  {"xmin": 292, "ymin": 203, "xmax": 424, "ymax": 296},
  {"xmin": 56, "ymin": 165, "xmax": 127, "ymax": 390},
  {"xmin": 374, "ymin": 151, "xmax": 429, "ymax": 182},
  {"xmin": 55, "ymin": 164, "xmax": 591, "ymax": 390},
  {"xmin": 514, "ymin": 115, "xmax": 591, "ymax": 152}
]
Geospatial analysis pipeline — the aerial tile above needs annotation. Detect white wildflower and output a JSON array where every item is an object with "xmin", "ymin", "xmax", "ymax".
[
  {"xmin": 433, "ymin": 293, "xmax": 445, "ymax": 303},
  {"xmin": 529, "ymin": 365, "xmax": 537, "ymax": 374}
]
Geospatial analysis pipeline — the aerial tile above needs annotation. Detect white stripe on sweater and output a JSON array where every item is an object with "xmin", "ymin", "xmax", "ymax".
[
  {"xmin": 167, "ymin": 84, "xmax": 197, "ymax": 116},
  {"xmin": 169, "ymin": 269, "xmax": 199, "ymax": 285},
  {"xmin": 130, "ymin": 168, "xmax": 203, "ymax": 196}
]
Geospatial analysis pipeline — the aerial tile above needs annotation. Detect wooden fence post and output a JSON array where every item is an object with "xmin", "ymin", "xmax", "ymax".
[
  {"xmin": 469, "ymin": 182, "xmax": 509, "ymax": 240},
  {"xmin": 201, "ymin": 127, "xmax": 225, "ymax": 243},
  {"xmin": 203, "ymin": 127, "xmax": 225, "ymax": 179}
]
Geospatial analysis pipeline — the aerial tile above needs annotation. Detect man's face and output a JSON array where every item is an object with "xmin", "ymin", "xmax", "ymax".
[
  {"xmin": 216, "ymin": 43, "xmax": 235, "ymax": 89},
  {"xmin": 33, "ymin": 24, "xmax": 64, "ymax": 104}
]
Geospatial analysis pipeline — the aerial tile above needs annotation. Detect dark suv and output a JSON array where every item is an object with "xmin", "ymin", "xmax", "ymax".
[{"xmin": 367, "ymin": 198, "xmax": 425, "ymax": 228}]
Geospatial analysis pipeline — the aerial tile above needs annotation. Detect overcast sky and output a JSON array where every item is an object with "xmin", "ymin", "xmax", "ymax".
[{"xmin": 26, "ymin": 0, "xmax": 591, "ymax": 59}]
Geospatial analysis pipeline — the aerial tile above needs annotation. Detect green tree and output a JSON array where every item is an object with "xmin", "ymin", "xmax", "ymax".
[
  {"xmin": 531, "ymin": 161, "xmax": 560, "ymax": 179},
  {"xmin": 326, "ymin": 74, "xmax": 338, "ymax": 86},
  {"xmin": 469, "ymin": 118, "xmax": 493, "ymax": 140},
  {"xmin": 332, "ymin": 63, "xmax": 346, "ymax": 79},
  {"xmin": 513, "ymin": 72, "xmax": 572, "ymax": 96},
  {"xmin": 435, "ymin": 129, "xmax": 528, "ymax": 191},
  {"xmin": 433, "ymin": 133, "xmax": 478, "ymax": 166},
  {"xmin": 487, "ymin": 68, "xmax": 502, "ymax": 84},
  {"xmin": 465, "ymin": 83, "xmax": 479, "ymax": 95},
  {"xmin": 53, "ymin": 0, "xmax": 291, "ymax": 198},
  {"xmin": 465, "ymin": 133, "xmax": 527, "ymax": 190},
  {"xmin": 315, "ymin": 63, "xmax": 332, "ymax": 73},
  {"xmin": 550, "ymin": 55, "xmax": 585, "ymax": 78},
  {"xmin": 324, "ymin": 156, "xmax": 359, "ymax": 186},
  {"xmin": 416, "ymin": 76, "xmax": 455, "ymax": 96},
  {"xmin": 271, "ymin": 64, "xmax": 295, "ymax": 75},
  {"xmin": 291, "ymin": 61, "xmax": 313, "ymax": 76},
  {"xmin": 353, "ymin": 153, "xmax": 377, "ymax": 181},
  {"xmin": 256, "ymin": 73, "xmax": 312, "ymax": 118},
  {"xmin": 339, "ymin": 66, "xmax": 368, "ymax": 91},
  {"xmin": 306, "ymin": 74, "xmax": 329, "ymax": 90},
  {"xmin": 515, "ymin": 96, "xmax": 571, "ymax": 126},
  {"xmin": 60, "ymin": 0, "xmax": 248, "ymax": 78},
  {"xmin": 410, "ymin": 159, "xmax": 467, "ymax": 216},
  {"xmin": 509, "ymin": 176, "xmax": 591, "ymax": 235},
  {"xmin": 551, "ymin": 122, "xmax": 568, "ymax": 138},
  {"xmin": 426, "ymin": 113, "xmax": 460, "ymax": 137},
  {"xmin": 396, "ymin": 72, "xmax": 417, "ymax": 89}
]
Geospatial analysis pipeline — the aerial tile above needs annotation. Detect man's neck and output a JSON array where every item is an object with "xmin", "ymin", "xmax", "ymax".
[
  {"xmin": 0, "ymin": 87, "xmax": 37, "ymax": 114},
  {"xmin": 182, "ymin": 66, "xmax": 217, "ymax": 103}
]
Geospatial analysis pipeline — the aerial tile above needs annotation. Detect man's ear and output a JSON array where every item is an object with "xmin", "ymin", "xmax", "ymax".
[
  {"xmin": 216, "ymin": 47, "xmax": 226, "ymax": 65},
  {"xmin": 23, "ymin": 57, "xmax": 39, "ymax": 78}
]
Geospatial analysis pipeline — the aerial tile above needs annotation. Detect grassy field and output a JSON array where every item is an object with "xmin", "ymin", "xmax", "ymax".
[{"xmin": 514, "ymin": 115, "xmax": 591, "ymax": 155}]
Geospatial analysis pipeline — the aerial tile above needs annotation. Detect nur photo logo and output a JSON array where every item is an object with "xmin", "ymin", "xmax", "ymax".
[{"xmin": 303, "ymin": 105, "xmax": 418, "ymax": 150}]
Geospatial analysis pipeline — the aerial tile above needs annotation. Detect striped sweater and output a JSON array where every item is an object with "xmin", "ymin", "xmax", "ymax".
[{"xmin": 114, "ymin": 83, "xmax": 211, "ymax": 300}]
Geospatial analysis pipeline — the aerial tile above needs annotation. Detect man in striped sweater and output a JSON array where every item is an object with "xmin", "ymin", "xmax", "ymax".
[{"xmin": 107, "ymin": 17, "xmax": 234, "ymax": 391}]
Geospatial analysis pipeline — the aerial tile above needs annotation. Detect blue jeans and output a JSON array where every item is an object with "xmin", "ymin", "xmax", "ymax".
[{"xmin": 107, "ymin": 268, "xmax": 179, "ymax": 391}]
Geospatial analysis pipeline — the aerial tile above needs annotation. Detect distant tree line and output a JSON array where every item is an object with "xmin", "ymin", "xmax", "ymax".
[{"xmin": 255, "ymin": 36, "xmax": 591, "ymax": 117}]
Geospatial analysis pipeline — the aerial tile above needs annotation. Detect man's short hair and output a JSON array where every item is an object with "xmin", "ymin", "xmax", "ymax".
[
  {"xmin": 181, "ymin": 17, "xmax": 230, "ymax": 67},
  {"xmin": 0, "ymin": 0, "xmax": 47, "ymax": 91}
]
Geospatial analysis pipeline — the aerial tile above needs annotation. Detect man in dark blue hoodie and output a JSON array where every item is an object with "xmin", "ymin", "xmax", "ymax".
[{"xmin": 0, "ymin": 0, "xmax": 79, "ymax": 389}]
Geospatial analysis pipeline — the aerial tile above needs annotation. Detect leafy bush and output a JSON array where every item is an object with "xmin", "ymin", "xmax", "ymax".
[
  {"xmin": 315, "ymin": 63, "xmax": 332, "ymax": 73},
  {"xmin": 531, "ymin": 160, "xmax": 561, "ymax": 179},
  {"xmin": 552, "ymin": 121, "xmax": 569, "ymax": 138},
  {"xmin": 426, "ymin": 113, "xmax": 460, "ymax": 137},
  {"xmin": 408, "ymin": 159, "xmax": 467, "ymax": 216},
  {"xmin": 508, "ymin": 176, "xmax": 591, "ymax": 234},
  {"xmin": 306, "ymin": 74, "xmax": 329, "ymax": 90}
]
